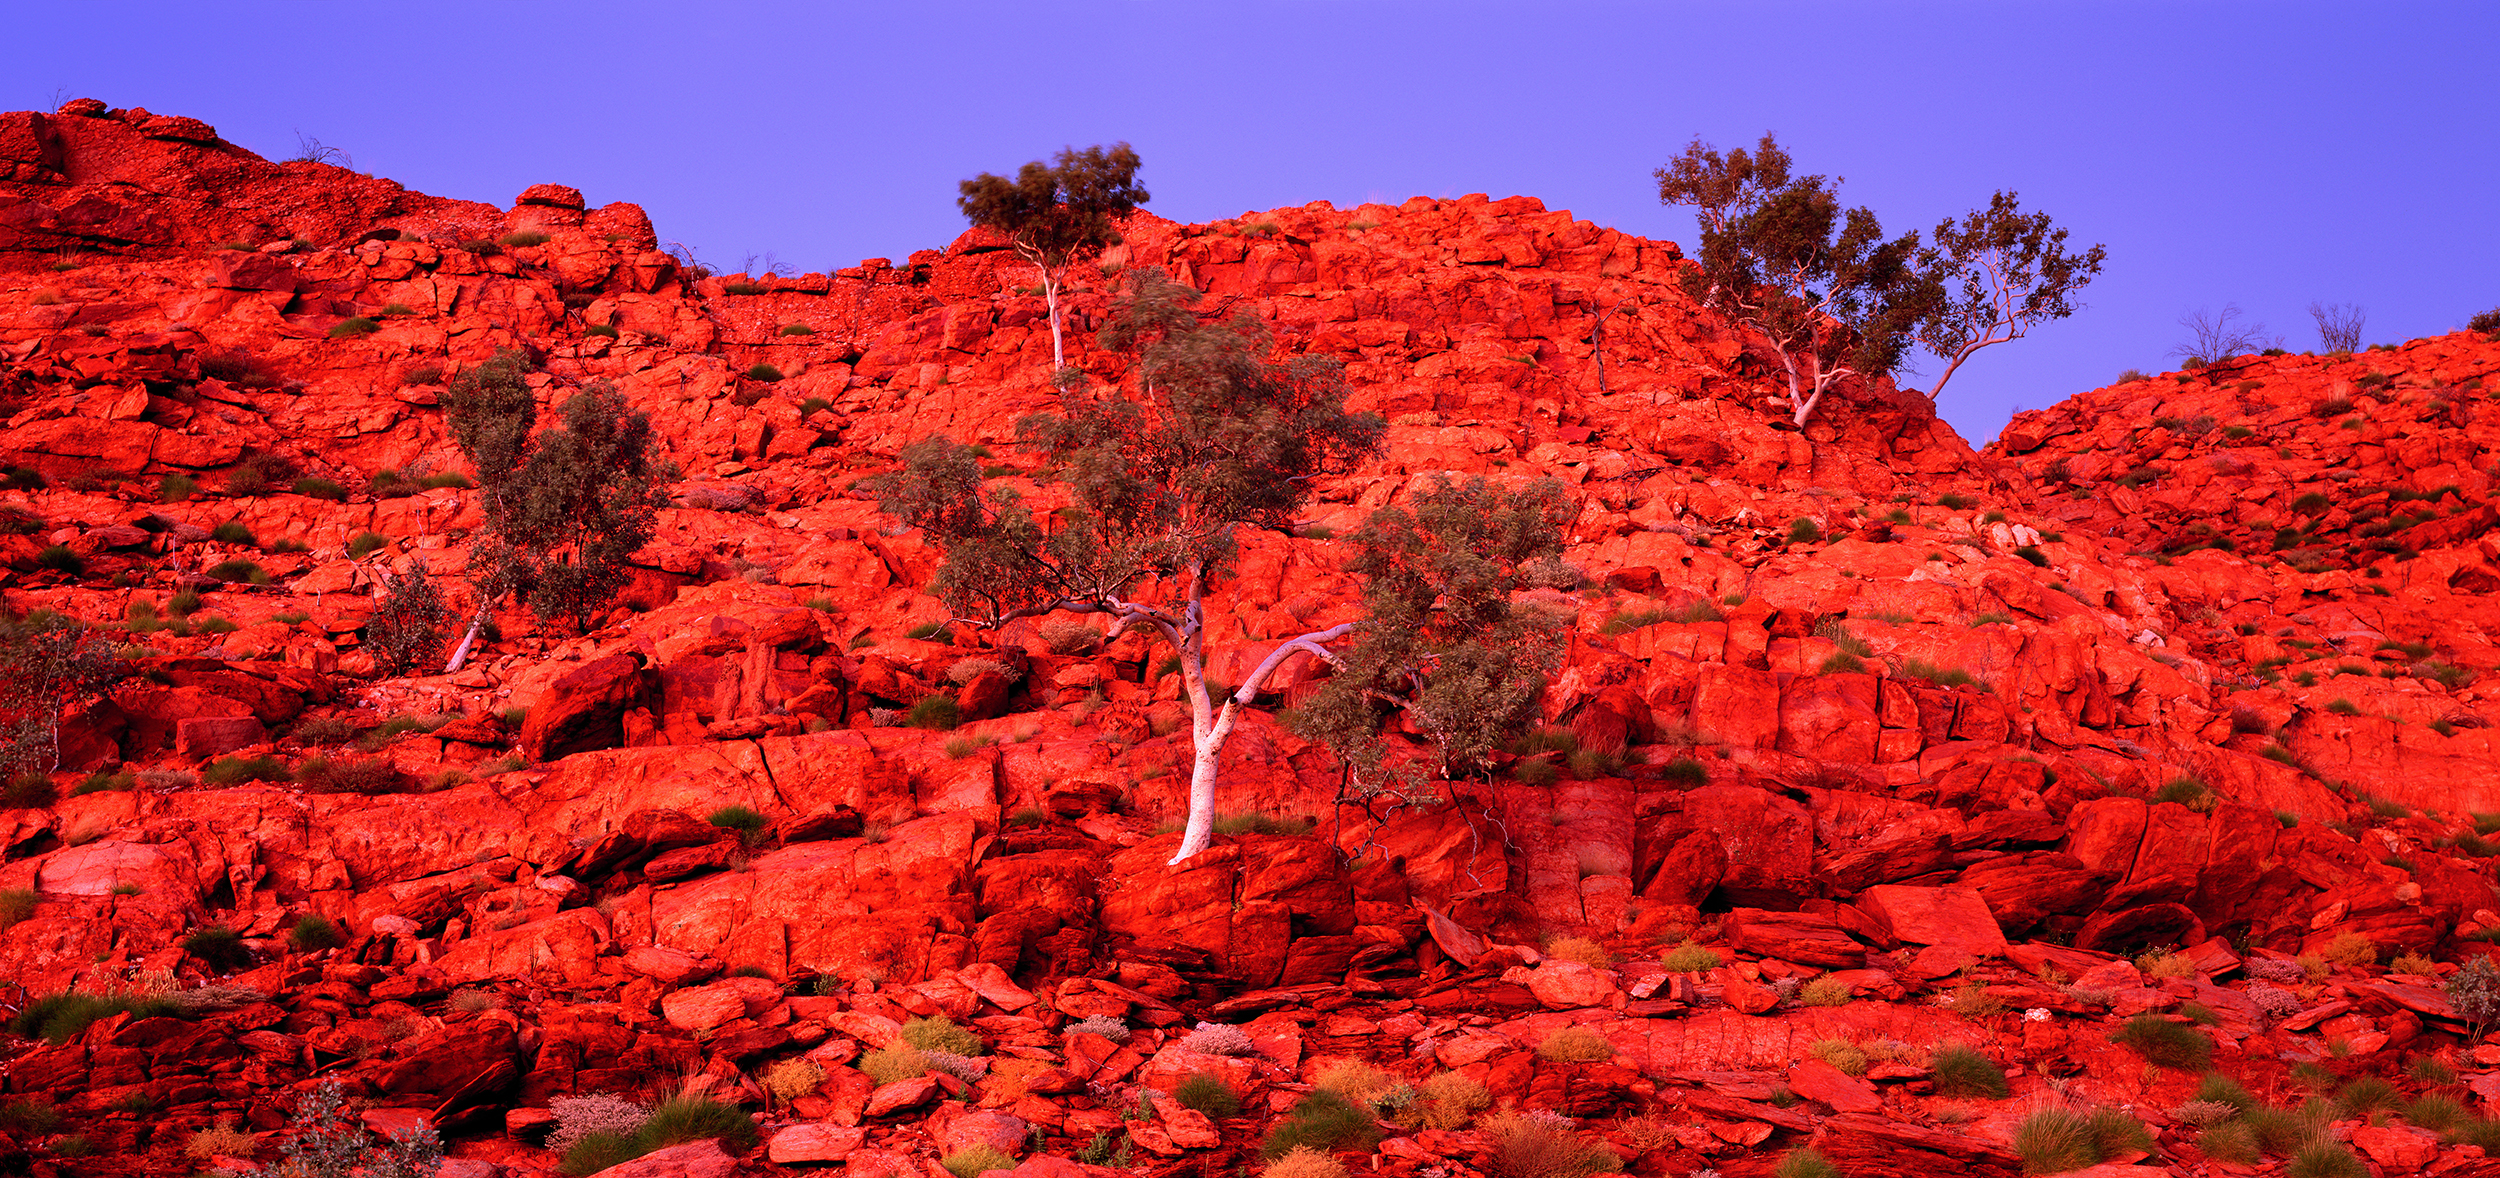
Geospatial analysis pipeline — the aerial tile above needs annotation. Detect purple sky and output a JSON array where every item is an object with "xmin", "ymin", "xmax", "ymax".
[{"xmin": 20, "ymin": 2, "xmax": 2497, "ymax": 446}]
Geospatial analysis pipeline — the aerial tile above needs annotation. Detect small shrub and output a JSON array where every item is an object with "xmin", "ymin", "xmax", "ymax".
[
  {"xmin": 159, "ymin": 472, "xmax": 200, "ymax": 502},
  {"xmin": 498, "ymin": 230, "xmax": 549, "ymax": 248},
  {"xmin": 584, "ymin": 323, "xmax": 619, "ymax": 338},
  {"xmin": 2113, "ymin": 1014, "xmax": 2213, "ymax": 1070},
  {"xmin": 35, "ymin": 544, "xmax": 83, "ymax": 574},
  {"xmin": 205, "ymin": 558, "xmax": 270, "ymax": 584},
  {"xmin": 1174, "ymin": 1071, "xmax": 1242, "ymax": 1117},
  {"xmin": 2409, "ymin": 1091, "xmax": 2469, "ymax": 1131},
  {"xmin": 0, "ymin": 1098, "xmax": 60, "ymax": 1134},
  {"xmin": 1261, "ymin": 1088, "xmax": 1381, "ymax": 1158},
  {"xmin": 346, "ymin": 531, "xmax": 390, "ymax": 559},
  {"xmin": 746, "ymin": 363, "xmax": 783, "ymax": 382},
  {"xmin": 1930, "ymin": 1043, "xmax": 2008, "ymax": 1099},
  {"xmin": 183, "ymin": 925, "xmax": 253, "ymax": 972},
  {"xmin": 211, "ymin": 519, "xmax": 257, "ymax": 545},
  {"xmin": 2445, "ymin": 956, "xmax": 2500, "ymax": 1040},
  {"xmin": 0, "ymin": 887, "xmax": 35, "ymax": 931},
  {"xmin": 1482, "ymin": 1109, "xmax": 1623, "ymax": 1178},
  {"xmin": 2198, "ymin": 1121, "xmax": 2261, "ymax": 1165},
  {"xmin": 1536, "ymin": 1025, "xmax": 1612, "ymax": 1062},
  {"xmin": 1770, "ymin": 1149, "xmax": 1841, "ymax": 1178},
  {"xmin": 2321, "ymin": 931, "xmax": 2376, "ymax": 966},
  {"xmin": 184, "ymin": 1119, "xmax": 256, "ymax": 1160},
  {"xmin": 707, "ymin": 804, "xmax": 769, "ymax": 846},
  {"xmin": 942, "ymin": 1146, "xmax": 1015, "ymax": 1178},
  {"xmin": 287, "ymin": 913, "xmax": 344, "ymax": 952},
  {"xmin": 202, "ymin": 754, "xmax": 289, "ymax": 785},
  {"xmin": 9, "ymin": 990, "xmax": 182, "ymax": 1045},
  {"xmin": 907, "ymin": 695, "xmax": 961, "ymax": 730},
  {"xmin": 1545, "ymin": 935, "xmax": 1612, "ymax": 968},
  {"xmin": 1179, "ymin": 1022, "xmax": 1256, "ymax": 1055},
  {"xmin": 1264, "ymin": 1147, "xmax": 1347, "ymax": 1178},
  {"xmin": 1799, "ymin": 975, "xmax": 1853, "ymax": 1007},
  {"xmin": 1660, "ymin": 943, "xmax": 1720, "ymax": 972},
  {"xmin": 1807, "ymin": 1038, "xmax": 1868, "ymax": 1076},
  {"xmin": 2286, "ymin": 1141, "xmax": 2368, "ymax": 1178},
  {"xmin": 1788, "ymin": 517, "xmax": 1823, "ymax": 544},
  {"xmin": 638, "ymin": 1086, "xmax": 757, "ymax": 1151},
  {"xmin": 1313, "ymin": 1058, "xmax": 1398, "ymax": 1107},
  {"xmin": 2336, "ymin": 1075, "xmax": 2401, "ymax": 1117},
  {"xmin": 295, "ymin": 755, "xmax": 400, "ymax": 794},
  {"xmin": 900, "ymin": 1015, "xmax": 984, "ymax": 1056},
  {"xmin": 328, "ymin": 316, "xmax": 381, "ymax": 339},
  {"xmin": 1951, "ymin": 982, "xmax": 2008, "ymax": 1020},
  {"xmin": 2013, "ymin": 1105, "xmax": 2149, "ymax": 1174},
  {"xmin": 779, "ymin": 323, "xmax": 817, "ymax": 336},
  {"xmin": 1064, "ymin": 1014, "xmax": 1129, "ymax": 1042},
  {"xmin": 1414, "ymin": 1071, "xmax": 1489, "ymax": 1129}
]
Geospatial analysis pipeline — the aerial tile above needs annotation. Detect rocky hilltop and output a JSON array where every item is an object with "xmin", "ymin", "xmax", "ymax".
[{"xmin": 4, "ymin": 100, "xmax": 2500, "ymax": 1178}]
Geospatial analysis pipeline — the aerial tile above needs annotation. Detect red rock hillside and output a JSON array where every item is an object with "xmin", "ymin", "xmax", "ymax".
[{"xmin": 4, "ymin": 99, "xmax": 2500, "ymax": 1178}]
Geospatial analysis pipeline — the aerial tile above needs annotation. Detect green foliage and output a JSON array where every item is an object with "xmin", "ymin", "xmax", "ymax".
[
  {"xmin": 899, "ymin": 1015, "xmax": 983, "ymax": 1056},
  {"xmin": 1174, "ymin": 1071, "xmax": 1241, "ymax": 1118},
  {"xmin": 1661, "ymin": 943, "xmax": 1721, "ymax": 971},
  {"xmin": 858, "ymin": 1043, "xmax": 929, "ymax": 1085},
  {"xmin": 1483, "ymin": 1110, "xmax": 1623, "ymax": 1178},
  {"xmin": 206, "ymin": 558, "xmax": 270, "ymax": 583},
  {"xmin": 212, "ymin": 519, "xmax": 257, "ymax": 545},
  {"xmin": 10, "ymin": 990, "xmax": 182, "ymax": 1044},
  {"xmin": 904, "ymin": 621, "xmax": 954, "ymax": 643},
  {"xmin": 942, "ymin": 1147, "xmax": 1015, "ymax": 1178},
  {"xmin": 295, "ymin": 754, "xmax": 400, "ymax": 794},
  {"xmin": 584, "ymin": 324, "xmax": 619, "ymax": 338},
  {"xmin": 1661, "ymin": 756, "xmax": 1708, "ymax": 786},
  {"xmin": 746, "ymin": 363, "xmax": 783, "ymax": 382},
  {"xmin": 367, "ymin": 561, "xmax": 450, "ymax": 676},
  {"xmin": 2012, "ymin": 1105, "xmax": 2150, "ymax": 1174},
  {"xmin": 707, "ymin": 804, "xmax": 769, "ymax": 846},
  {"xmin": 1916, "ymin": 191, "xmax": 2106, "ymax": 402},
  {"xmin": 0, "ymin": 887, "xmax": 35, "ymax": 931},
  {"xmin": 1929, "ymin": 1043, "xmax": 2009, "ymax": 1099},
  {"xmin": 1899, "ymin": 658, "xmax": 1982, "ymax": 689},
  {"xmin": 2198, "ymin": 1121, "xmax": 2261, "ymax": 1164},
  {"xmin": 2112, "ymin": 1014, "xmax": 2213, "ymax": 1070},
  {"xmin": 183, "ymin": 924, "xmax": 253, "ymax": 971},
  {"xmin": 35, "ymin": 544, "xmax": 81, "ymax": 573},
  {"xmin": 446, "ymin": 350, "xmax": 668, "ymax": 628},
  {"xmin": 293, "ymin": 476, "xmax": 348, "ymax": 501},
  {"xmin": 637, "ymin": 1089, "xmax": 756, "ymax": 1152},
  {"xmin": 1655, "ymin": 133, "xmax": 1930, "ymax": 426},
  {"xmin": 907, "ymin": 695, "xmax": 961, "ymax": 730},
  {"xmin": 0, "ymin": 1098, "xmax": 60, "ymax": 1133},
  {"xmin": 1261, "ymin": 1088, "xmax": 1381, "ymax": 1159},
  {"xmin": 271, "ymin": 1078, "xmax": 443, "ymax": 1178},
  {"xmin": 328, "ymin": 316, "xmax": 381, "ymax": 339},
  {"xmin": 958, "ymin": 142, "xmax": 1150, "ymax": 366},
  {"xmin": 1770, "ymin": 1150, "xmax": 1841, "ymax": 1178},
  {"xmin": 348, "ymin": 531, "xmax": 390, "ymax": 558},
  {"xmin": 1289, "ymin": 475, "xmax": 1570, "ymax": 785},
  {"xmin": 1, "ymin": 611, "xmax": 124, "ymax": 777},
  {"xmin": 780, "ymin": 323, "xmax": 816, "ymax": 336},
  {"xmin": 1787, "ymin": 516, "xmax": 1823, "ymax": 543},
  {"xmin": 499, "ymin": 230, "xmax": 548, "ymax": 248},
  {"xmin": 877, "ymin": 269, "xmax": 1381, "ymax": 857},
  {"xmin": 2335, "ymin": 1076, "xmax": 2401, "ymax": 1117},
  {"xmin": 2286, "ymin": 1141, "xmax": 2368, "ymax": 1178},
  {"xmin": 2445, "ymin": 956, "xmax": 2500, "ymax": 1041},
  {"xmin": 561, "ymin": 1133, "xmax": 642, "ymax": 1177},
  {"xmin": 160, "ymin": 473, "xmax": 198, "ymax": 502},
  {"xmin": 288, "ymin": 913, "xmax": 344, "ymax": 952}
]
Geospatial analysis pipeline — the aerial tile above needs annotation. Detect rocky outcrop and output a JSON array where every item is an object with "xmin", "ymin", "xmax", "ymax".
[{"xmin": 4, "ymin": 98, "xmax": 2500, "ymax": 1178}]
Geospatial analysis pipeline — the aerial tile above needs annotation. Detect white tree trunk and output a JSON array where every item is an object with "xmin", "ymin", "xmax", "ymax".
[
  {"xmin": 443, "ymin": 601, "xmax": 491, "ymax": 674},
  {"xmin": 1165, "ymin": 620, "xmax": 1353, "ymax": 865},
  {"xmin": 1040, "ymin": 264, "xmax": 1064, "ymax": 370}
]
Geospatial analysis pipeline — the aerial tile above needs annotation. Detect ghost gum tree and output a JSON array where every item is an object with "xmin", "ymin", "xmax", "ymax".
[
  {"xmin": 1284, "ymin": 476, "xmax": 1576, "ymax": 803},
  {"xmin": 1659, "ymin": 133, "xmax": 2104, "ymax": 423},
  {"xmin": 1657, "ymin": 133, "xmax": 1928, "ymax": 427},
  {"xmin": 879, "ymin": 269, "xmax": 1382, "ymax": 862},
  {"xmin": 958, "ymin": 143, "xmax": 1149, "ymax": 371}
]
